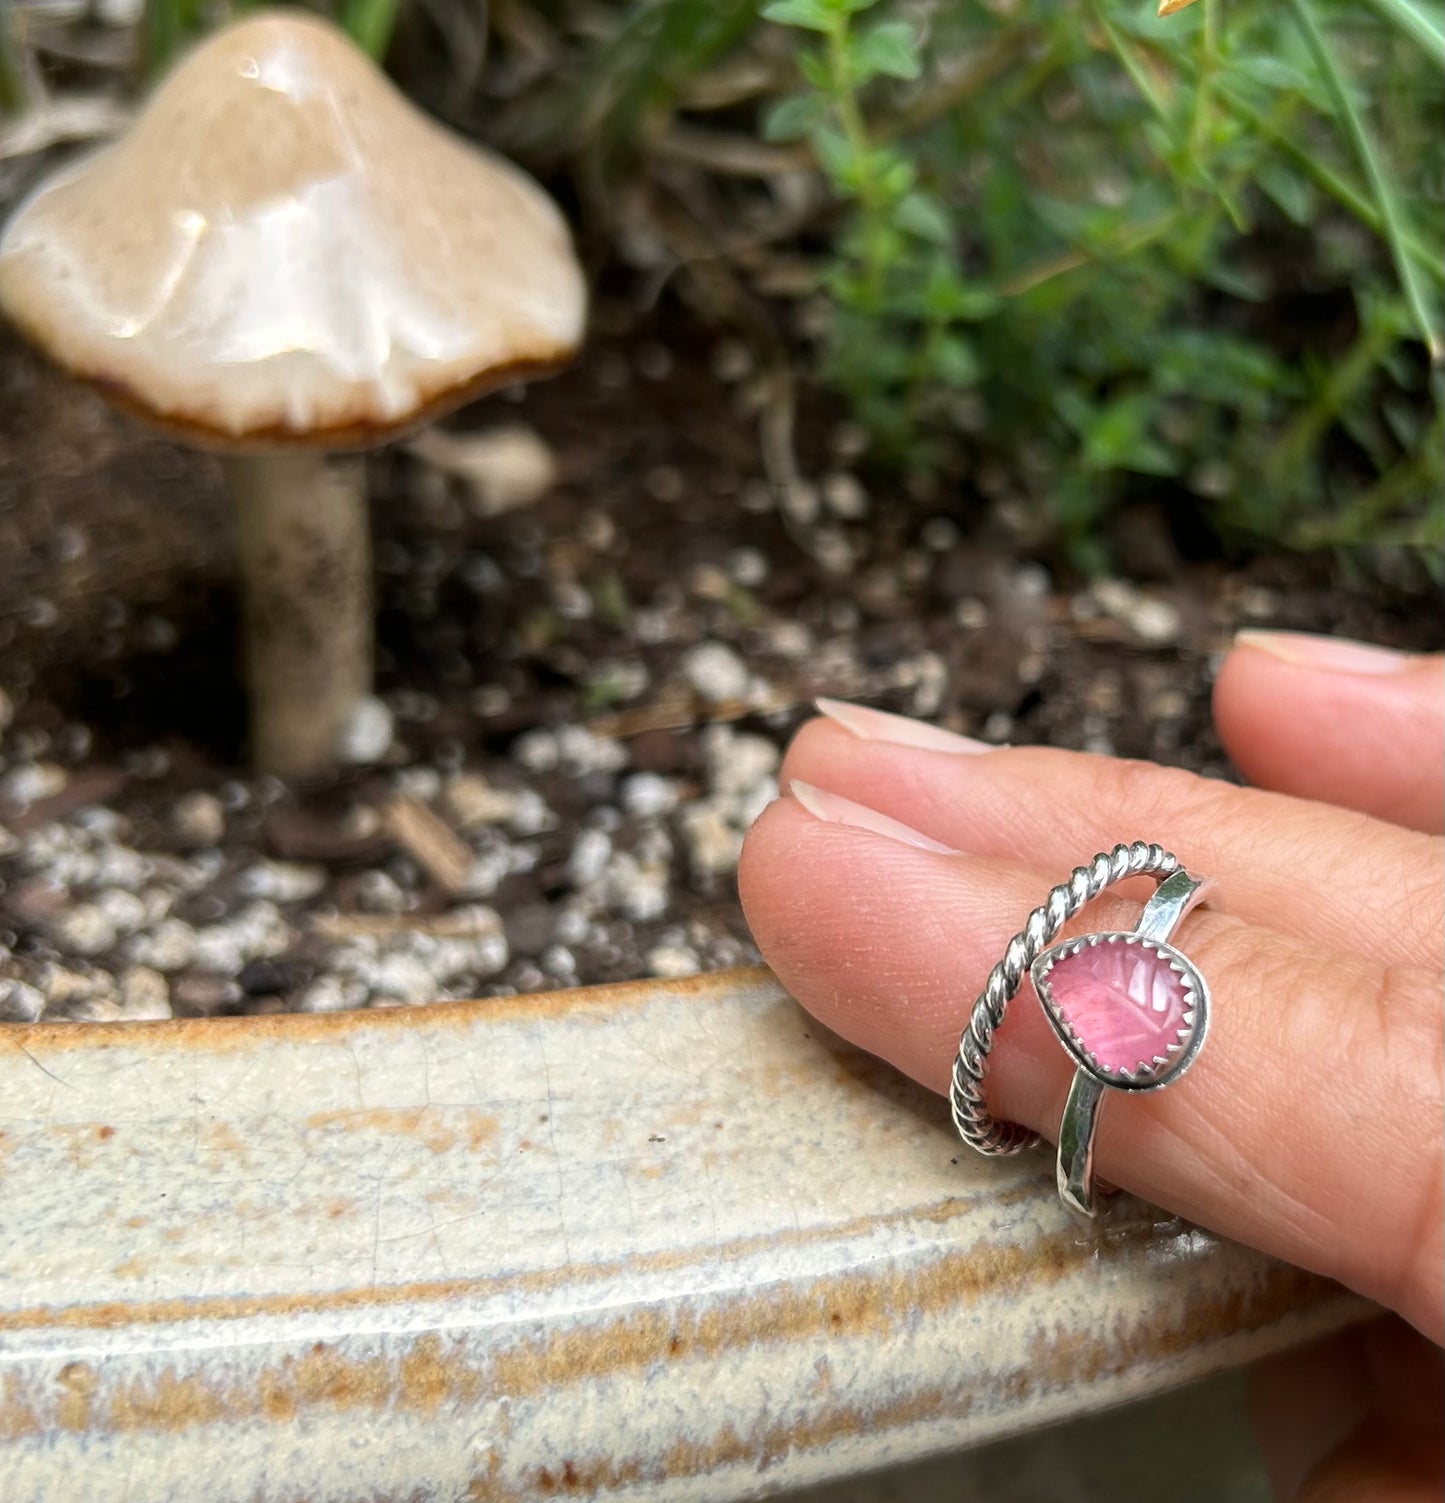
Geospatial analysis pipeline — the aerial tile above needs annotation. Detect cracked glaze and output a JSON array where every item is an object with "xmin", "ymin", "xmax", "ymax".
[{"xmin": 0, "ymin": 969, "xmax": 1360, "ymax": 1501}]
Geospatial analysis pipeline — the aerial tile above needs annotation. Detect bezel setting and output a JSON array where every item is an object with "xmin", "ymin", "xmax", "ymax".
[{"xmin": 1030, "ymin": 931, "xmax": 1210, "ymax": 1093}]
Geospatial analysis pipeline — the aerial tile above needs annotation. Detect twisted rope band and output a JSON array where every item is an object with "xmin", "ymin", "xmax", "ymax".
[{"xmin": 949, "ymin": 841, "xmax": 1180, "ymax": 1156}]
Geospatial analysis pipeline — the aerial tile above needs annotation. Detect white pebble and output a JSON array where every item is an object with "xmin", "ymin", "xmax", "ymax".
[
  {"xmin": 95, "ymin": 889, "xmax": 148, "ymax": 936},
  {"xmin": 238, "ymin": 861, "xmax": 326, "ymax": 904},
  {"xmin": 682, "ymin": 642, "xmax": 749, "ymax": 703},
  {"xmin": 2, "ymin": 763, "xmax": 66, "ymax": 806},
  {"xmin": 513, "ymin": 729, "xmax": 559, "ymax": 774},
  {"xmin": 0, "ymin": 980, "xmax": 45, "ymax": 1023},
  {"xmin": 646, "ymin": 945, "xmax": 701, "ymax": 979},
  {"xmin": 171, "ymin": 791, "xmax": 225, "ymax": 847},
  {"xmin": 727, "ymin": 548, "xmax": 768, "ymax": 588},
  {"xmin": 1131, "ymin": 599, "xmax": 1183, "ymax": 646},
  {"xmin": 56, "ymin": 905, "xmax": 117, "ymax": 957},
  {"xmin": 621, "ymin": 773, "xmax": 679, "ymax": 820},
  {"xmin": 338, "ymin": 696, "xmax": 395, "ymax": 765},
  {"xmin": 604, "ymin": 852, "xmax": 670, "ymax": 923},
  {"xmin": 822, "ymin": 471, "xmax": 869, "ymax": 520},
  {"xmin": 118, "ymin": 967, "xmax": 172, "ymax": 1021},
  {"xmin": 128, "ymin": 918, "xmax": 196, "ymax": 972},
  {"xmin": 555, "ymin": 724, "xmax": 628, "ymax": 775},
  {"xmin": 682, "ymin": 804, "xmax": 743, "ymax": 878},
  {"xmin": 568, "ymin": 828, "xmax": 613, "ymax": 888},
  {"xmin": 553, "ymin": 906, "xmax": 591, "ymax": 947},
  {"xmin": 298, "ymin": 976, "xmax": 357, "ymax": 1014},
  {"xmin": 541, "ymin": 944, "xmax": 576, "ymax": 977},
  {"xmin": 508, "ymin": 789, "xmax": 552, "ymax": 837},
  {"xmin": 704, "ymin": 727, "xmax": 779, "ymax": 798},
  {"xmin": 369, "ymin": 954, "xmax": 439, "ymax": 1005},
  {"xmin": 91, "ymin": 846, "xmax": 151, "ymax": 889}
]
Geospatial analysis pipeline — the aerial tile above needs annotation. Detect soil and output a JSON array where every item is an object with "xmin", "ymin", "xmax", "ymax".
[{"xmin": 0, "ymin": 300, "xmax": 1439, "ymax": 1024}]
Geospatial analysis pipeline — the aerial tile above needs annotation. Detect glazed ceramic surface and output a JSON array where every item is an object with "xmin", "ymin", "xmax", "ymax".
[{"xmin": 0, "ymin": 969, "xmax": 1363, "ymax": 1501}]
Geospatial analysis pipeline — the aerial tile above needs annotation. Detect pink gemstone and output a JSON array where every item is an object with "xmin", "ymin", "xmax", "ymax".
[{"xmin": 1043, "ymin": 939, "xmax": 1192, "ymax": 1079}]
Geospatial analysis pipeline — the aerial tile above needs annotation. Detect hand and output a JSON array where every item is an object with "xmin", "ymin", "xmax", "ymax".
[{"xmin": 739, "ymin": 630, "xmax": 1444, "ymax": 1501}]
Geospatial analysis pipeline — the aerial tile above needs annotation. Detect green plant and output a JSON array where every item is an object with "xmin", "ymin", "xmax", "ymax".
[
  {"xmin": 141, "ymin": 0, "xmax": 403, "ymax": 74},
  {"xmin": 754, "ymin": 0, "xmax": 1443, "ymax": 560},
  {"xmin": 760, "ymin": 0, "xmax": 995, "ymax": 467}
]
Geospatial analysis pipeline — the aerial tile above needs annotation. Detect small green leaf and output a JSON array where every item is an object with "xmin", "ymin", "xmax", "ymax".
[
  {"xmin": 1256, "ymin": 162, "xmax": 1314, "ymax": 226},
  {"xmin": 762, "ymin": 93, "xmax": 824, "ymax": 141},
  {"xmin": 810, "ymin": 125, "xmax": 857, "ymax": 188},
  {"xmin": 761, "ymin": 0, "xmax": 834, "ymax": 32},
  {"xmin": 932, "ymin": 334, "xmax": 980, "ymax": 387},
  {"xmin": 894, "ymin": 190, "xmax": 953, "ymax": 244},
  {"xmin": 798, "ymin": 49, "xmax": 833, "ymax": 90},
  {"xmin": 850, "ymin": 20, "xmax": 923, "ymax": 81}
]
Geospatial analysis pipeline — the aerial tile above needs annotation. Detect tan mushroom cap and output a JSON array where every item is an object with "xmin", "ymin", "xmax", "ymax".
[{"xmin": 0, "ymin": 11, "xmax": 586, "ymax": 448}]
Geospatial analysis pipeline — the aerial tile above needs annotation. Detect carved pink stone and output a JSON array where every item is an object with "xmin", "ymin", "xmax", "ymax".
[{"xmin": 1043, "ymin": 939, "xmax": 1192, "ymax": 1078}]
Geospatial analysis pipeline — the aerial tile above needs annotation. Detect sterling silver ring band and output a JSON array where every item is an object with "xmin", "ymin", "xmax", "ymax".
[{"xmin": 949, "ymin": 841, "xmax": 1217, "ymax": 1217}]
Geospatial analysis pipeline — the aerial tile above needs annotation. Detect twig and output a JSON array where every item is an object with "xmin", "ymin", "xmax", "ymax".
[
  {"xmin": 654, "ymin": 122, "xmax": 810, "ymax": 177},
  {"xmin": 1361, "ymin": 0, "xmax": 1445, "ymax": 66},
  {"xmin": 381, "ymin": 796, "xmax": 474, "ymax": 895},
  {"xmin": 0, "ymin": 94, "xmax": 130, "ymax": 161}
]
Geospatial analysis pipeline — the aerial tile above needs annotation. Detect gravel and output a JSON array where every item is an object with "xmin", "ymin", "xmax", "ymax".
[{"xmin": 2, "ymin": 310, "xmax": 1437, "ymax": 1026}]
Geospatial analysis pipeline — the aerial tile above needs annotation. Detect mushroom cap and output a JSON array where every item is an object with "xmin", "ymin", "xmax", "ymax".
[{"xmin": 0, "ymin": 11, "xmax": 586, "ymax": 449}]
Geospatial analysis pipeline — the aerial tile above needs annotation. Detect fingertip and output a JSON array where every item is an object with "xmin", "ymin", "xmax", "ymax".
[
  {"xmin": 1214, "ymin": 635, "xmax": 1445, "ymax": 832},
  {"xmin": 776, "ymin": 714, "xmax": 855, "ymax": 791}
]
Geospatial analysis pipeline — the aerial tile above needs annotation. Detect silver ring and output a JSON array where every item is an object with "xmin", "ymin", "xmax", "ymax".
[{"xmin": 949, "ymin": 843, "xmax": 1217, "ymax": 1218}]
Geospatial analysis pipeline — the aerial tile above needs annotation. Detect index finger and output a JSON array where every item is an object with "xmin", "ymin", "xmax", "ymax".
[{"xmin": 787, "ymin": 710, "xmax": 1442, "ymax": 968}]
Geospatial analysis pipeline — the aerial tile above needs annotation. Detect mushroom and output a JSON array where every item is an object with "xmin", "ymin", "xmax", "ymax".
[{"xmin": 0, "ymin": 11, "xmax": 585, "ymax": 778}]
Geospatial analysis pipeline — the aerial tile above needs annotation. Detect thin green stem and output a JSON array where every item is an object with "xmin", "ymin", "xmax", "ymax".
[
  {"xmin": 1092, "ymin": 0, "xmax": 1244, "ymax": 227},
  {"xmin": 1361, "ymin": 0, "xmax": 1445, "ymax": 66},
  {"xmin": 1287, "ymin": 0, "xmax": 1441, "ymax": 357},
  {"xmin": 1092, "ymin": 4, "xmax": 1169, "ymax": 120},
  {"xmin": 1188, "ymin": 0, "xmax": 1218, "ymax": 163},
  {"xmin": 1216, "ymin": 83, "xmax": 1441, "ymax": 283},
  {"xmin": 1292, "ymin": 414, "xmax": 1445, "ymax": 546},
  {"xmin": 1267, "ymin": 315, "xmax": 1397, "ymax": 496},
  {"xmin": 825, "ymin": 13, "xmax": 888, "ymax": 306}
]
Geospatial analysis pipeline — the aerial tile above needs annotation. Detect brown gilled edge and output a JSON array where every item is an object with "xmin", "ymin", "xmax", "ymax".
[{"xmin": 0, "ymin": 307, "xmax": 580, "ymax": 453}]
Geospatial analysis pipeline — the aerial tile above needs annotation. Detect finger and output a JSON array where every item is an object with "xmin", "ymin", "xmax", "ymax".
[
  {"xmin": 784, "ymin": 708, "xmax": 1441, "ymax": 967},
  {"xmin": 738, "ymin": 795, "xmax": 1445, "ymax": 1339},
  {"xmin": 1215, "ymin": 633, "xmax": 1445, "ymax": 836}
]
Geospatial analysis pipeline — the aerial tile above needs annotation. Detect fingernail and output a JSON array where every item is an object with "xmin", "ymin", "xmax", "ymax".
[
  {"xmin": 1236, "ymin": 630, "xmax": 1413, "ymax": 677},
  {"xmin": 815, "ymin": 698, "xmax": 995, "ymax": 753},
  {"xmin": 789, "ymin": 780, "xmax": 958, "ymax": 854}
]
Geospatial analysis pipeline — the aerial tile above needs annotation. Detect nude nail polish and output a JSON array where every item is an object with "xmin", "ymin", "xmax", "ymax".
[
  {"xmin": 1235, "ymin": 630, "xmax": 1412, "ymax": 676},
  {"xmin": 789, "ymin": 780, "xmax": 958, "ymax": 854},
  {"xmin": 815, "ymin": 697, "xmax": 995, "ymax": 753}
]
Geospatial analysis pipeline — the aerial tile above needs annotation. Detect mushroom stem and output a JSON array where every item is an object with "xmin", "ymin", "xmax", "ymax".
[{"xmin": 220, "ymin": 452, "xmax": 372, "ymax": 779}]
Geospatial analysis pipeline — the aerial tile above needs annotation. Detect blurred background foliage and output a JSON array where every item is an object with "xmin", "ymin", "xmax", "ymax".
[{"xmin": 3, "ymin": 0, "xmax": 1442, "ymax": 565}]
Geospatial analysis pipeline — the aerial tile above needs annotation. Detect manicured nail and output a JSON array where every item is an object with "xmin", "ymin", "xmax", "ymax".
[
  {"xmin": 815, "ymin": 698, "xmax": 995, "ymax": 754},
  {"xmin": 1236, "ymin": 630, "xmax": 1413, "ymax": 677},
  {"xmin": 789, "ymin": 780, "xmax": 957, "ymax": 854}
]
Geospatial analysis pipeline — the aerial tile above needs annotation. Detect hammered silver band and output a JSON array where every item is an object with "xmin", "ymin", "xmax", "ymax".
[{"xmin": 947, "ymin": 841, "xmax": 1182, "ymax": 1157}]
